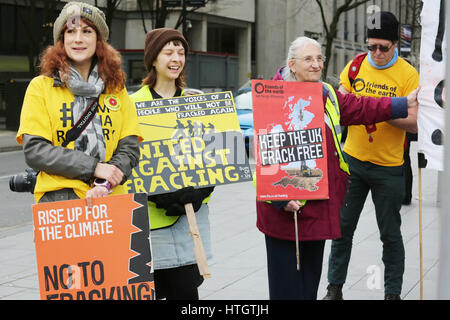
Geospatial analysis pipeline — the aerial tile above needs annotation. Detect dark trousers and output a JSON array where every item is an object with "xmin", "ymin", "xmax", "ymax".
[
  {"xmin": 327, "ymin": 153, "xmax": 405, "ymax": 295},
  {"xmin": 265, "ymin": 235, "xmax": 325, "ymax": 300},
  {"xmin": 154, "ymin": 264, "xmax": 203, "ymax": 300}
]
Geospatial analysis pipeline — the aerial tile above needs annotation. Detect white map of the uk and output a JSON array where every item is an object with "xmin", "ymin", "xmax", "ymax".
[{"xmin": 270, "ymin": 95, "xmax": 317, "ymax": 171}]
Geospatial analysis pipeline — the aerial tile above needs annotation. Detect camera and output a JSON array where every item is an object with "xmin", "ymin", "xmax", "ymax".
[{"xmin": 9, "ymin": 168, "xmax": 38, "ymax": 194}]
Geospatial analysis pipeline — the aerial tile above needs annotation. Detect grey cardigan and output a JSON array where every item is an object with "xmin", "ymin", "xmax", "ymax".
[{"xmin": 23, "ymin": 134, "xmax": 140, "ymax": 185}]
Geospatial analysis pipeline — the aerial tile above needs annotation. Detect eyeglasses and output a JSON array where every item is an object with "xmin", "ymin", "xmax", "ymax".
[
  {"xmin": 367, "ymin": 44, "xmax": 393, "ymax": 52},
  {"xmin": 294, "ymin": 55, "xmax": 326, "ymax": 64}
]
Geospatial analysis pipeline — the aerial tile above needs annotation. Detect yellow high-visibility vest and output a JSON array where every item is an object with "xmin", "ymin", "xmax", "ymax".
[{"xmin": 322, "ymin": 82, "xmax": 350, "ymax": 175}]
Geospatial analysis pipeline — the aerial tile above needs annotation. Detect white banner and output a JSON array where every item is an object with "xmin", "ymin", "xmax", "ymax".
[{"xmin": 418, "ymin": 0, "xmax": 446, "ymax": 171}]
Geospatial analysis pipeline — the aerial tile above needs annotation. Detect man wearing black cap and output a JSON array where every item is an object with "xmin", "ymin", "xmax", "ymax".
[{"xmin": 323, "ymin": 11, "xmax": 419, "ymax": 300}]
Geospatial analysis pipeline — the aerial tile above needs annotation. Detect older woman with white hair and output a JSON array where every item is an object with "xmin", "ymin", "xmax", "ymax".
[{"xmin": 255, "ymin": 36, "xmax": 419, "ymax": 300}]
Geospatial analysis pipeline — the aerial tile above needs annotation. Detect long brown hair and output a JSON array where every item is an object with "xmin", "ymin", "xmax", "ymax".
[
  {"xmin": 39, "ymin": 18, "xmax": 126, "ymax": 93},
  {"xmin": 141, "ymin": 40, "xmax": 187, "ymax": 90}
]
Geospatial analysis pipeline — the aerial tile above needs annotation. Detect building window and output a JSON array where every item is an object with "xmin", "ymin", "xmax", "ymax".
[
  {"xmin": 333, "ymin": 52, "xmax": 338, "ymax": 76},
  {"xmin": 207, "ymin": 27, "xmax": 237, "ymax": 54},
  {"xmin": 0, "ymin": 4, "xmax": 57, "ymax": 56},
  {"xmin": 129, "ymin": 60, "xmax": 147, "ymax": 85},
  {"xmin": 344, "ymin": 11, "xmax": 349, "ymax": 41}
]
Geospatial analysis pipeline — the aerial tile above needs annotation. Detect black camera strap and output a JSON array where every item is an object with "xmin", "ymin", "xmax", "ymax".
[{"xmin": 62, "ymin": 96, "xmax": 100, "ymax": 148}]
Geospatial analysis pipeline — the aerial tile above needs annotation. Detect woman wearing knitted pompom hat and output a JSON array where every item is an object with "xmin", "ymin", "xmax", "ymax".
[{"xmin": 16, "ymin": 2, "xmax": 142, "ymax": 207}]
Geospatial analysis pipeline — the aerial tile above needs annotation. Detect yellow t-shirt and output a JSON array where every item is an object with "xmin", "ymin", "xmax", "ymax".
[
  {"xmin": 16, "ymin": 75, "xmax": 143, "ymax": 202},
  {"xmin": 340, "ymin": 56, "xmax": 419, "ymax": 166}
]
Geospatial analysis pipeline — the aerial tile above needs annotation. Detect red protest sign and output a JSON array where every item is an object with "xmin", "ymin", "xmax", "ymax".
[
  {"xmin": 32, "ymin": 193, "xmax": 154, "ymax": 300},
  {"xmin": 252, "ymin": 80, "xmax": 329, "ymax": 201}
]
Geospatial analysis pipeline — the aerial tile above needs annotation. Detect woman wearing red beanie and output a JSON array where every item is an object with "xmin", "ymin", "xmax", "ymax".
[{"xmin": 130, "ymin": 28, "xmax": 214, "ymax": 300}]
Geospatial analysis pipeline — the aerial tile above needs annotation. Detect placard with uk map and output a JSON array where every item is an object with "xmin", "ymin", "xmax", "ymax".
[{"xmin": 252, "ymin": 80, "xmax": 329, "ymax": 201}]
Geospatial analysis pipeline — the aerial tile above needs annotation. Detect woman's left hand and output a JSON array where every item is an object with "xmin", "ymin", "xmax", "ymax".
[
  {"xmin": 283, "ymin": 200, "xmax": 303, "ymax": 213},
  {"xmin": 94, "ymin": 163, "xmax": 123, "ymax": 187},
  {"xmin": 86, "ymin": 186, "xmax": 110, "ymax": 208}
]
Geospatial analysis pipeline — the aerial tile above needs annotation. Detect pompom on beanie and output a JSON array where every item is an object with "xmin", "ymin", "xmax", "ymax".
[{"xmin": 53, "ymin": 1, "xmax": 109, "ymax": 44}]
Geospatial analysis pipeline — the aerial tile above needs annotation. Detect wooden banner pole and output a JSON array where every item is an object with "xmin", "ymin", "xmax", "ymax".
[
  {"xmin": 185, "ymin": 203, "xmax": 211, "ymax": 279},
  {"xmin": 294, "ymin": 210, "xmax": 300, "ymax": 271},
  {"xmin": 418, "ymin": 167, "xmax": 423, "ymax": 300}
]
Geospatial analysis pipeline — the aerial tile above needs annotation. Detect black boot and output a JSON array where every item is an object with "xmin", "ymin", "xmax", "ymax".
[
  {"xmin": 322, "ymin": 284, "xmax": 343, "ymax": 300},
  {"xmin": 384, "ymin": 294, "xmax": 401, "ymax": 300}
]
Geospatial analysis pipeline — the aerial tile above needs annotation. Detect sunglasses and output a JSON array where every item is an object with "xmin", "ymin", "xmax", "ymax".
[{"xmin": 367, "ymin": 44, "xmax": 393, "ymax": 52}]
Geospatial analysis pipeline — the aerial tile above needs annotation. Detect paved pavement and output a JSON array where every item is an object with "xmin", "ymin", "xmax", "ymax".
[
  {"xmin": 0, "ymin": 130, "xmax": 21, "ymax": 153},
  {"xmin": 0, "ymin": 129, "xmax": 444, "ymax": 300}
]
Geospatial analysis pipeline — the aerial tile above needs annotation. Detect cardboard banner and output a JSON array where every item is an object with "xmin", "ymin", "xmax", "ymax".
[
  {"xmin": 33, "ymin": 193, "xmax": 154, "ymax": 300},
  {"xmin": 124, "ymin": 92, "xmax": 252, "ymax": 195},
  {"xmin": 252, "ymin": 80, "xmax": 329, "ymax": 201},
  {"xmin": 418, "ymin": 0, "xmax": 446, "ymax": 171}
]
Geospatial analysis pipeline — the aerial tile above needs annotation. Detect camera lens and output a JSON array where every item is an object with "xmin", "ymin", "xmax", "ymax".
[
  {"xmin": 9, "ymin": 176, "xmax": 16, "ymax": 191},
  {"xmin": 9, "ymin": 174, "xmax": 30, "ymax": 192},
  {"xmin": 9, "ymin": 169, "xmax": 38, "ymax": 194}
]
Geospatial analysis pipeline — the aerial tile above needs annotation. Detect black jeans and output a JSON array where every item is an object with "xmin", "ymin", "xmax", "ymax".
[
  {"xmin": 265, "ymin": 235, "xmax": 325, "ymax": 300},
  {"xmin": 154, "ymin": 264, "xmax": 203, "ymax": 300}
]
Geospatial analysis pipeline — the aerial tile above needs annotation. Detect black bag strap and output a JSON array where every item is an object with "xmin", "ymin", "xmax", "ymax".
[{"xmin": 61, "ymin": 96, "xmax": 100, "ymax": 147}]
